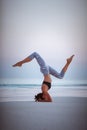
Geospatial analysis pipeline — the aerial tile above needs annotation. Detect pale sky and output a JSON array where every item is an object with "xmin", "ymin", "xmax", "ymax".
[{"xmin": 0, "ymin": 0, "xmax": 87, "ymax": 80}]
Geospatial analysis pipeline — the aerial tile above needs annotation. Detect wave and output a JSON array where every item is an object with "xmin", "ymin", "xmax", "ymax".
[{"xmin": 0, "ymin": 83, "xmax": 87, "ymax": 88}]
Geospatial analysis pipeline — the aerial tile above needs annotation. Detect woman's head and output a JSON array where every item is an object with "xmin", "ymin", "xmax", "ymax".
[
  {"xmin": 34, "ymin": 92, "xmax": 52, "ymax": 102},
  {"xmin": 35, "ymin": 93, "xmax": 44, "ymax": 102}
]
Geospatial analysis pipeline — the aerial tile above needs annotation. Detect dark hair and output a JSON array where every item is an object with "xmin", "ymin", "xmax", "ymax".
[{"xmin": 34, "ymin": 93, "xmax": 44, "ymax": 102}]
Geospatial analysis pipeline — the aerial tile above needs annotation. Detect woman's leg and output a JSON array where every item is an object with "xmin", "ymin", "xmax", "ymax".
[
  {"xmin": 13, "ymin": 52, "xmax": 49, "ymax": 75},
  {"xmin": 13, "ymin": 57, "xmax": 31, "ymax": 67},
  {"xmin": 62, "ymin": 55, "xmax": 74, "ymax": 72},
  {"xmin": 49, "ymin": 55, "xmax": 74, "ymax": 79}
]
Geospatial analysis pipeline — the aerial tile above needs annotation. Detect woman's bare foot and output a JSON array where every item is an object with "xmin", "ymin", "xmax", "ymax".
[
  {"xmin": 13, "ymin": 61, "xmax": 22, "ymax": 67},
  {"xmin": 67, "ymin": 55, "xmax": 75, "ymax": 64}
]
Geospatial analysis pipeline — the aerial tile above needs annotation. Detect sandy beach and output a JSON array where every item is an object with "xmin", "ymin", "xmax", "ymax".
[
  {"xmin": 0, "ymin": 97, "xmax": 87, "ymax": 130},
  {"xmin": 0, "ymin": 86, "xmax": 87, "ymax": 130}
]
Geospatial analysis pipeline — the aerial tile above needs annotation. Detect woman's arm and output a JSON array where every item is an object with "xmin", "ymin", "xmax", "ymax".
[{"xmin": 42, "ymin": 92, "xmax": 52, "ymax": 102}]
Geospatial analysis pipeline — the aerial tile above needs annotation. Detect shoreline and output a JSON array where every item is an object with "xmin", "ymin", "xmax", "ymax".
[
  {"xmin": 0, "ymin": 86, "xmax": 87, "ymax": 102},
  {"xmin": 0, "ymin": 96, "xmax": 87, "ymax": 103}
]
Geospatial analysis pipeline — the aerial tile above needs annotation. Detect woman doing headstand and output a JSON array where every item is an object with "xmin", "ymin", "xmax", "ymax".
[{"xmin": 13, "ymin": 52, "xmax": 74, "ymax": 102}]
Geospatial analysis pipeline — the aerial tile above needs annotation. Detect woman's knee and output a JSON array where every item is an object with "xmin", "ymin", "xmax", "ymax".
[
  {"xmin": 33, "ymin": 52, "xmax": 39, "ymax": 57},
  {"xmin": 59, "ymin": 70, "xmax": 65, "ymax": 79},
  {"xmin": 33, "ymin": 52, "xmax": 38, "ymax": 55}
]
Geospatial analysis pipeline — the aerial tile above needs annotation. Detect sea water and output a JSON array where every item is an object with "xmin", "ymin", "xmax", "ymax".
[{"xmin": 0, "ymin": 78, "xmax": 87, "ymax": 102}]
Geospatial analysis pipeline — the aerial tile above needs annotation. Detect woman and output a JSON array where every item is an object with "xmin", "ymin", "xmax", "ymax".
[{"xmin": 13, "ymin": 52, "xmax": 74, "ymax": 102}]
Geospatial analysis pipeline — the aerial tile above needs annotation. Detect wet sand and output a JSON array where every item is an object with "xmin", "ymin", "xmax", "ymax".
[{"xmin": 0, "ymin": 97, "xmax": 87, "ymax": 130}]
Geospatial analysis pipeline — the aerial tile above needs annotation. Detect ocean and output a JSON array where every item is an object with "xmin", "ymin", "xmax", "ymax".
[{"xmin": 0, "ymin": 78, "xmax": 87, "ymax": 102}]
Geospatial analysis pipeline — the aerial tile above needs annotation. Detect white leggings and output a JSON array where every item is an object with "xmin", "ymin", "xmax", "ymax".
[{"xmin": 29, "ymin": 52, "xmax": 65, "ymax": 79}]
